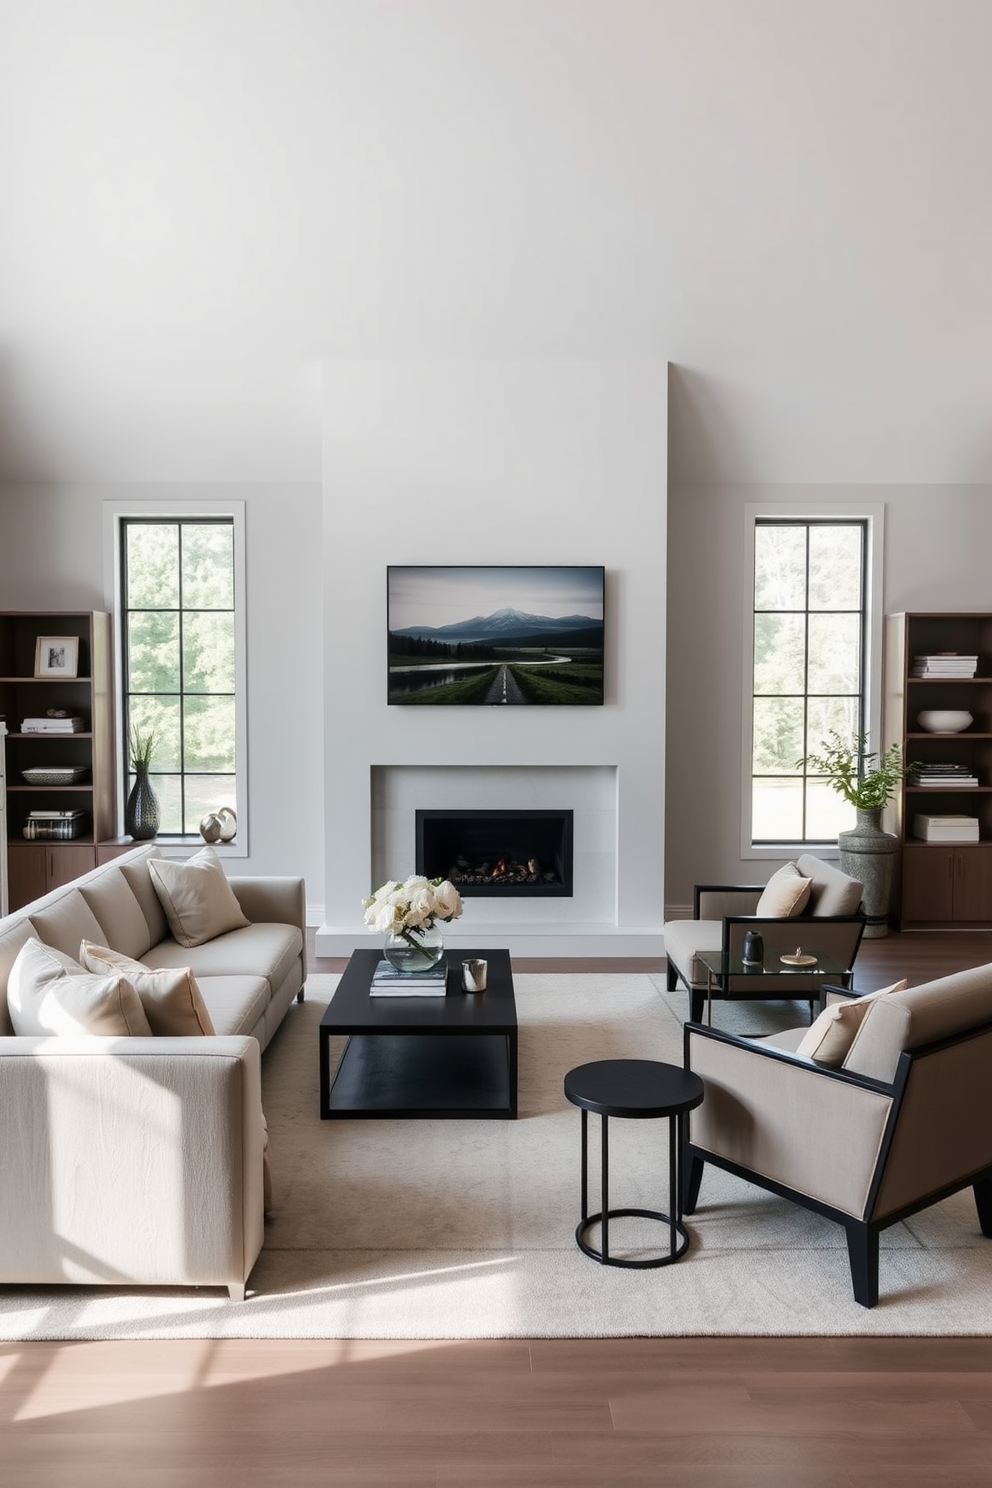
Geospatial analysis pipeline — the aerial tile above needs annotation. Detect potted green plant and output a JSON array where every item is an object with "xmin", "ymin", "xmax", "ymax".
[
  {"xmin": 125, "ymin": 724, "xmax": 161, "ymax": 840},
  {"xmin": 797, "ymin": 730, "xmax": 910, "ymax": 938}
]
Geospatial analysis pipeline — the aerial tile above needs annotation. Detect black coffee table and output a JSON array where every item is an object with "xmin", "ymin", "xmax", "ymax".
[
  {"xmin": 564, "ymin": 1059, "xmax": 705, "ymax": 1268},
  {"xmin": 319, "ymin": 948, "xmax": 518, "ymax": 1120}
]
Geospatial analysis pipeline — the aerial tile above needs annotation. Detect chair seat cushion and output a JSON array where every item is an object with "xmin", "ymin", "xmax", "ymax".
[{"xmin": 663, "ymin": 919, "xmax": 723, "ymax": 987}]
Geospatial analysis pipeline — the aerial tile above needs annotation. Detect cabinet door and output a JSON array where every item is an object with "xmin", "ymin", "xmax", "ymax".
[
  {"xmin": 953, "ymin": 847, "xmax": 992, "ymax": 922},
  {"xmin": 45, "ymin": 843, "xmax": 96, "ymax": 892},
  {"xmin": 7, "ymin": 842, "xmax": 48, "ymax": 910},
  {"xmin": 901, "ymin": 846, "xmax": 955, "ymax": 923}
]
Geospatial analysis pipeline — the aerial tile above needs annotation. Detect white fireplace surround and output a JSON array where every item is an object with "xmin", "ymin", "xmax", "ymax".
[
  {"xmin": 317, "ymin": 359, "xmax": 667, "ymax": 959},
  {"xmin": 376, "ymin": 765, "xmax": 612, "ymax": 919}
]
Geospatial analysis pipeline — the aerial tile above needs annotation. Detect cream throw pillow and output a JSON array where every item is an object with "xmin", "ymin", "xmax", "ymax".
[
  {"xmin": 80, "ymin": 940, "xmax": 215, "ymax": 1036},
  {"xmin": 755, "ymin": 861, "xmax": 813, "ymax": 918},
  {"xmin": 7, "ymin": 936, "xmax": 152, "ymax": 1037},
  {"xmin": 795, "ymin": 980, "xmax": 909, "ymax": 1066},
  {"xmin": 148, "ymin": 845, "xmax": 250, "ymax": 948}
]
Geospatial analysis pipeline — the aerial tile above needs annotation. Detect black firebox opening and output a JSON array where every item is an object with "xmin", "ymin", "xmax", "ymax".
[{"xmin": 416, "ymin": 809, "xmax": 574, "ymax": 897}]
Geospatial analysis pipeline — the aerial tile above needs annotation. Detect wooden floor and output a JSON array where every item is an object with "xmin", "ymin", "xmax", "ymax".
[{"xmin": 3, "ymin": 930, "xmax": 991, "ymax": 1486}]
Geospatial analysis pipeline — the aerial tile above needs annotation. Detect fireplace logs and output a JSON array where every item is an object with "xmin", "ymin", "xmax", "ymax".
[
  {"xmin": 448, "ymin": 854, "xmax": 557, "ymax": 887},
  {"xmin": 416, "ymin": 808, "xmax": 573, "ymax": 897}
]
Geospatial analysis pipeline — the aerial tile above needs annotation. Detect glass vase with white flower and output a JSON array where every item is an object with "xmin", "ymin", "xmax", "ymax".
[{"xmin": 362, "ymin": 874, "xmax": 464, "ymax": 973}]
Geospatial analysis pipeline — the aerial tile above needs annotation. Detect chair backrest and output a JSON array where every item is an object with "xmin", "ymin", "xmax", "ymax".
[
  {"xmin": 844, "ymin": 962, "xmax": 992, "ymax": 1083},
  {"xmin": 796, "ymin": 855, "xmax": 864, "ymax": 917}
]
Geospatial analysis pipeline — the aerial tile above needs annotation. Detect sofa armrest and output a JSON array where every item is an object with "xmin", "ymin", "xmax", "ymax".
[
  {"xmin": 0, "ymin": 1034, "xmax": 265, "ymax": 1297},
  {"xmin": 228, "ymin": 876, "xmax": 307, "ymax": 975},
  {"xmin": 684, "ymin": 1023, "xmax": 895, "ymax": 1218}
]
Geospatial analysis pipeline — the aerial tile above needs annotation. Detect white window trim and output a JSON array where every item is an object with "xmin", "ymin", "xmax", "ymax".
[
  {"xmin": 103, "ymin": 499, "xmax": 248, "ymax": 858},
  {"xmin": 741, "ymin": 501, "xmax": 885, "ymax": 860}
]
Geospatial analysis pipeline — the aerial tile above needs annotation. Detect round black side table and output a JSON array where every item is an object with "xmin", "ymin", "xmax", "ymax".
[{"xmin": 563, "ymin": 1059, "xmax": 705, "ymax": 1269}]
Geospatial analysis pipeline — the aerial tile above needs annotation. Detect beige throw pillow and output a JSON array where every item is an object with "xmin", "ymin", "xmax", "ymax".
[
  {"xmin": 148, "ymin": 845, "xmax": 250, "ymax": 949},
  {"xmin": 795, "ymin": 980, "xmax": 909, "ymax": 1066},
  {"xmin": 80, "ymin": 940, "xmax": 215, "ymax": 1036},
  {"xmin": 755, "ymin": 861, "xmax": 813, "ymax": 918},
  {"xmin": 7, "ymin": 936, "xmax": 152, "ymax": 1037}
]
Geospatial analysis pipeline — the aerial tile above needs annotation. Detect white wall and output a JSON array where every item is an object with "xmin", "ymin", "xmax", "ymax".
[
  {"xmin": 665, "ymin": 484, "xmax": 992, "ymax": 909},
  {"xmin": 320, "ymin": 360, "xmax": 667, "ymax": 955},
  {"xmin": 0, "ymin": 483, "xmax": 325, "ymax": 909},
  {"xmin": 4, "ymin": 6, "xmax": 992, "ymax": 939}
]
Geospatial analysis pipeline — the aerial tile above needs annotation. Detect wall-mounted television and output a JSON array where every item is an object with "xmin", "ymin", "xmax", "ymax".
[{"xmin": 387, "ymin": 565, "xmax": 605, "ymax": 706}]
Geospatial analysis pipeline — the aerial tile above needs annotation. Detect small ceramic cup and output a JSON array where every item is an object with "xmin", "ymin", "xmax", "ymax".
[{"xmin": 462, "ymin": 958, "xmax": 487, "ymax": 992}]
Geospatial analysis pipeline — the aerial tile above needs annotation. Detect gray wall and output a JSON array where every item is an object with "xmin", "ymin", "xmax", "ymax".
[
  {"xmin": 665, "ymin": 484, "xmax": 992, "ymax": 909},
  {"xmin": 0, "ymin": 484, "xmax": 325, "ymax": 913}
]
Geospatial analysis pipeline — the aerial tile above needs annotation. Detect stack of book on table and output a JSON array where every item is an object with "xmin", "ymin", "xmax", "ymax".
[
  {"xmin": 909, "ymin": 762, "xmax": 980, "ymax": 787},
  {"xmin": 369, "ymin": 959, "xmax": 448, "ymax": 997},
  {"xmin": 913, "ymin": 814, "xmax": 981, "ymax": 843},
  {"xmin": 21, "ymin": 716, "xmax": 86, "ymax": 733},
  {"xmin": 911, "ymin": 654, "xmax": 979, "ymax": 677},
  {"xmin": 23, "ymin": 809, "xmax": 90, "ymax": 841}
]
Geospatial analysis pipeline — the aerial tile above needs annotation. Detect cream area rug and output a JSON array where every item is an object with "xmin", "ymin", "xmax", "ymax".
[{"xmin": 2, "ymin": 972, "xmax": 991, "ymax": 1341}]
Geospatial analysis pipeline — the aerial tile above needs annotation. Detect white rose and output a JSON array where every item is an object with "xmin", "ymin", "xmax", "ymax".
[
  {"xmin": 403, "ymin": 875, "xmax": 431, "ymax": 893},
  {"xmin": 373, "ymin": 900, "xmax": 402, "ymax": 934},
  {"xmin": 433, "ymin": 880, "xmax": 463, "ymax": 920},
  {"xmin": 405, "ymin": 887, "xmax": 435, "ymax": 927}
]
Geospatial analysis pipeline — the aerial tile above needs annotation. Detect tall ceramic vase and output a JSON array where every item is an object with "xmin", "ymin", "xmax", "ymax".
[
  {"xmin": 838, "ymin": 807, "xmax": 897, "ymax": 938},
  {"xmin": 125, "ymin": 764, "xmax": 160, "ymax": 841}
]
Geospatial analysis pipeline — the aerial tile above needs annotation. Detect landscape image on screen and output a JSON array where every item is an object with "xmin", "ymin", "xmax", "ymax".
[{"xmin": 387, "ymin": 565, "xmax": 605, "ymax": 705}]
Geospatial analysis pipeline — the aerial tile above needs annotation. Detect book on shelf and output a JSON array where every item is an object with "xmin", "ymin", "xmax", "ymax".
[
  {"xmin": 22, "ymin": 813, "xmax": 90, "ymax": 841},
  {"xmin": 911, "ymin": 654, "xmax": 978, "ymax": 677},
  {"xmin": 913, "ymin": 813, "xmax": 980, "ymax": 842},
  {"xmin": 27, "ymin": 809, "xmax": 87, "ymax": 820},
  {"xmin": 911, "ymin": 781, "xmax": 979, "ymax": 788},
  {"xmin": 20, "ymin": 716, "xmax": 86, "ymax": 733},
  {"xmin": 369, "ymin": 958, "xmax": 448, "ymax": 995}
]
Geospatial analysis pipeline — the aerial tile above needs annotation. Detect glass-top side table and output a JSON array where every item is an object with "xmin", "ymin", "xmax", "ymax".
[{"xmin": 695, "ymin": 949, "xmax": 853, "ymax": 1026}]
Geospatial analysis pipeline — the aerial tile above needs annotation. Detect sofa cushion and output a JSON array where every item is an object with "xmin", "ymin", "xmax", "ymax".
[
  {"xmin": 0, "ymin": 920, "xmax": 36, "ymax": 1035},
  {"xmin": 191, "ymin": 975, "xmax": 271, "ymax": 1037},
  {"xmin": 148, "ymin": 846, "xmax": 250, "ymax": 948},
  {"xmin": 663, "ymin": 918, "xmax": 723, "ymax": 986},
  {"xmin": 796, "ymin": 854, "xmax": 864, "ymax": 917},
  {"xmin": 755, "ymin": 862, "xmax": 812, "ymax": 918},
  {"xmin": 142, "ymin": 921, "xmax": 303, "ymax": 995},
  {"xmin": 79, "ymin": 941, "xmax": 215, "ymax": 1037},
  {"xmin": 79, "ymin": 870, "xmax": 156, "ymax": 961},
  {"xmin": 26, "ymin": 891, "xmax": 107, "ymax": 961},
  {"xmin": 119, "ymin": 857, "xmax": 171, "ymax": 946},
  {"xmin": 795, "ymin": 980, "xmax": 908, "ymax": 1066},
  {"xmin": 7, "ymin": 937, "xmax": 152, "ymax": 1037}
]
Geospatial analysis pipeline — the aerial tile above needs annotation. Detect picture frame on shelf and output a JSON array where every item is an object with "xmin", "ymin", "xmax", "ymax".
[{"xmin": 34, "ymin": 636, "xmax": 79, "ymax": 679}]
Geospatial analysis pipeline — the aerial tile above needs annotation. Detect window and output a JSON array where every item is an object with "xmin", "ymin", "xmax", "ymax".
[
  {"xmin": 119, "ymin": 516, "xmax": 243, "ymax": 838},
  {"xmin": 749, "ymin": 518, "xmax": 869, "ymax": 847}
]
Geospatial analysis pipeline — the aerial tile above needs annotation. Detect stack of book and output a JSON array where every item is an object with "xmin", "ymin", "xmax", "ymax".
[
  {"xmin": 909, "ymin": 763, "xmax": 979, "ymax": 788},
  {"xmin": 911, "ymin": 654, "xmax": 978, "ymax": 677},
  {"xmin": 369, "ymin": 959, "xmax": 448, "ymax": 997},
  {"xmin": 22, "ymin": 809, "xmax": 90, "ymax": 841},
  {"xmin": 913, "ymin": 814, "xmax": 980, "ymax": 842},
  {"xmin": 21, "ymin": 715, "xmax": 86, "ymax": 733}
]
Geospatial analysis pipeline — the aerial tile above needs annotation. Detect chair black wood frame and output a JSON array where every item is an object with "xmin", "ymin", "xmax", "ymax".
[{"xmin": 681, "ymin": 1014, "xmax": 992, "ymax": 1307}]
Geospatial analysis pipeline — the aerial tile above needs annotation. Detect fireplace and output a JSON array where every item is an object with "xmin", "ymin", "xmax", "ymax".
[{"xmin": 416, "ymin": 809, "xmax": 574, "ymax": 897}]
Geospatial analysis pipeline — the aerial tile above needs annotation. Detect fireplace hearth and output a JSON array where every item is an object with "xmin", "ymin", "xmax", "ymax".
[{"xmin": 416, "ymin": 809, "xmax": 574, "ymax": 897}]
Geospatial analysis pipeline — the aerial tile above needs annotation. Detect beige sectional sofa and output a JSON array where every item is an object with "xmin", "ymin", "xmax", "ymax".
[{"xmin": 0, "ymin": 844, "xmax": 306, "ymax": 1300}]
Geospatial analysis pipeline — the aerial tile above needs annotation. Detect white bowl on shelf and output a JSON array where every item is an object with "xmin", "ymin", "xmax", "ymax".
[{"xmin": 916, "ymin": 710, "xmax": 974, "ymax": 734}]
